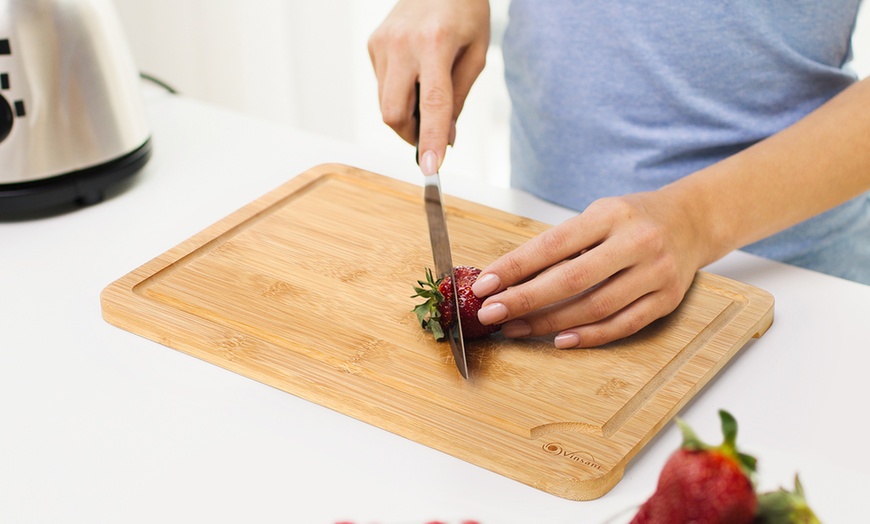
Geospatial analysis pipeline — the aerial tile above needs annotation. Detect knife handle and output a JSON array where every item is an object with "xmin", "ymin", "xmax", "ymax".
[{"xmin": 414, "ymin": 82, "xmax": 421, "ymax": 166}]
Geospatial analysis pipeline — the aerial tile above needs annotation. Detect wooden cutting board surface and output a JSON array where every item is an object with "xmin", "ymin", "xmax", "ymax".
[{"xmin": 101, "ymin": 164, "xmax": 774, "ymax": 500}]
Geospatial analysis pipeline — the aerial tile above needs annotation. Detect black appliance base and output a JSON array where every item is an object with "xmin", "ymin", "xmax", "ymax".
[{"xmin": 0, "ymin": 139, "xmax": 152, "ymax": 217}]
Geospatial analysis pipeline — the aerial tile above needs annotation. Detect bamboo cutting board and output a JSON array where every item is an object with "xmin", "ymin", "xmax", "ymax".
[{"xmin": 101, "ymin": 164, "xmax": 774, "ymax": 500}]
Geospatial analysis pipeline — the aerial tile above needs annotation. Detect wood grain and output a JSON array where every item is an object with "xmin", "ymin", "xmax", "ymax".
[{"xmin": 101, "ymin": 163, "xmax": 774, "ymax": 500}]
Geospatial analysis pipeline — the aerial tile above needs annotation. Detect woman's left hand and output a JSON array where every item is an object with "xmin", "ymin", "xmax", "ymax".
[
  {"xmin": 471, "ymin": 189, "xmax": 713, "ymax": 348},
  {"xmin": 471, "ymin": 77, "xmax": 870, "ymax": 349}
]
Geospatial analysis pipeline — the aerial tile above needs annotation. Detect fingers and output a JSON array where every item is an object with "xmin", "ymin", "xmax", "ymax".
[
  {"xmin": 472, "ymin": 214, "xmax": 614, "ymax": 300},
  {"xmin": 418, "ymin": 41, "xmax": 488, "ymax": 164},
  {"xmin": 368, "ymin": 16, "xmax": 420, "ymax": 147},
  {"xmin": 416, "ymin": 75, "xmax": 454, "ymax": 174},
  {"xmin": 552, "ymin": 289, "xmax": 685, "ymax": 348},
  {"xmin": 476, "ymin": 250, "xmax": 618, "ymax": 326},
  {"xmin": 448, "ymin": 39, "xmax": 489, "ymax": 145},
  {"xmin": 378, "ymin": 65, "xmax": 419, "ymax": 145},
  {"xmin": 415, "ymin": 29, "xmax": 486, "ymax": 173},
  {"xmin": 472, "ymin": 194, "xmax": 700, "ymax": 348},
  {"xmin": 368, "ymin": 0, "xmax": 490, "ymax": 174},
  {"xmin": 369, "ymin": 29, "xmax": 464, "ymax": 173},
  {"xmin": 498, "ymin": 264, "xmax": 687, "ymax": 347},
  {"xmin": 376, "ymin": 50, "xmax": 482, "ymax": 172}
]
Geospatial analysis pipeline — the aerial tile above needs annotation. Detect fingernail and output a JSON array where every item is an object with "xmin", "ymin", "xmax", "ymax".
[
  {"xmin": 421, "ymin": 150, "xmax": 438, "ymax": 176},
  {"xmin": 471, "ymin": 273, "xmax": 500, "ymax": 297},
  {"xmin": 501, "ymin": 320, "xmax": 531, "ymax": 338},
  {"xmin": 554, "ymin": 332, "xmax": 581, "ymax": 349},
  {"xmin": 477, "ymin": 302, "xmax": 508, "ymax": 325}
]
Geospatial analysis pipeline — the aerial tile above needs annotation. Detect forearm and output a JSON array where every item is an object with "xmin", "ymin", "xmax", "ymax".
[{"xmin": 663, "ymin": 76, "xmax": 870, "ymax": 266}]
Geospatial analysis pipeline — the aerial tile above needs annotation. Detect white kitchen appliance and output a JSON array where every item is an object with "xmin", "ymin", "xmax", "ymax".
[{"xmin": 0, "ymin": 0, "xmax": 151, "ymax": 214}]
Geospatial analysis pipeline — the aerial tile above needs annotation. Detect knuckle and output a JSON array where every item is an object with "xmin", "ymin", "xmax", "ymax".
[
  {"xmin": 420, "ymin": 85, "xmax": 451, "ymax": 114},
  {"xmin": 558, "ymin": 261, "xmax": 592, "ymax": 292},
  {"xmin": 419, "ymin": 20, "xmax": 451, "ymax": 49},
  {"xmin": 463, "ymin": 45, "xmax": 488, "ymax": 74},
  {"xmin": 541, "ymin": 314, "xmax": 565, "ymax": 336},
  {"xmin": 507, "ymin": 288, "xmax": 536, "ymax": 317},
  {"xmin": 590, "ymin": 196, "xmax": 632, "ymax": 221},
  {"xmin": 475, "ymin": 46, "xmax": 489, "ymax": 68},
  {"xmin": 539, "ymin": 228, "xmax": 569, "ymax": 256},
  {"xmin": 516, "ymin": 291, "xmax": 536, "ymax": 316},
  {"xmin": 370, "ymin": 24, "xmax": 412, "ymax": 53},
  {"xmin": 576, "ymin": 326, "xmax": 612, "ymax": 348},
  {"xmin": 632, "ymin": 221, "xmax": 666, "ymax": 253},
  {"xmin": 367, "ymin": 31, "xmax": 384, "ymax": 53},
  {"xmin": 658, "ymin": 253, "xmax": 680, "ymax": 277},
  {"xmin": 503, "ymin": 255, "xmax": 526, "ymax": 283},
  {"xmin": 525, "ymin": 311, "xmax": 561, "ymax": 337},
  {"xmin": 649, "ymin": 256, "xmax": 688, "ymax": 300},
  {"xmin": 583, "ymin": 307, "xmax": 653, "ymax": 348},
  {"xmin": 585, "ymin": 292, "xmax": 616, "ymax": 321},
  {"xmin": 658, "ymin": 287, "xmax": 685, "ymax": 313},
  {"xmin": 621, "ymin": 310, "xmax": 649, "ymax": 337},
  {"xmin": 380, "ymin": 104, "xmax": 405, "ymax": 129}
]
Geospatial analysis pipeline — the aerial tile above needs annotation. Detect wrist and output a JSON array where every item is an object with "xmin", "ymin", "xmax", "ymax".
[{"xmin": 657, "ymin": 170, "xmax": 738, "ymax": 269}]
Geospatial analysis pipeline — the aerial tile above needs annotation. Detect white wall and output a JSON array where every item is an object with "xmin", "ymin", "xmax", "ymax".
[
  {"xmin": 852, "ymin": 2, "xmax": 870, "ymax": 76},
  {"xmin": 112, "ymin": 1, "xmax": 870, "ymax": 189},
  {"xmin": 112, "ymin": 0, "xmax": 512, "ymax": 187}
]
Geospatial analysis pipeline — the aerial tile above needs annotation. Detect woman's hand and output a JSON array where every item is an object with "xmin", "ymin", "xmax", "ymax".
[
  {"xmin": 472, "ymin": 189, "xmax": 713, "ymax": 348},
  {"xmin": 470, "ymin": 76, "xmax": 870, "ymax": 348},
  {"xmin": 368, "ymin": 0, "xmax": 490, "ymax": 174}
]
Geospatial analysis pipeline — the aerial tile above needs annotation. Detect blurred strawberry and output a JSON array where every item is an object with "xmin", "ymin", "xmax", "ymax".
[
  {"xmin": 630, "ymin": 410, "xmax": 758, "ymax": 524},
  {"xmin": 753, "ymin": 474, "xmax": 821, "ymax": 523}
]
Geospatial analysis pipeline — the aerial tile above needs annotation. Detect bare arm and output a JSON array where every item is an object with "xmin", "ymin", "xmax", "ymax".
[
  {"xmin": 473, "ymin": 76, "xmax": 870, "ymax": 348},
  {"xmin": 677, "ymin": 76, "xmax": 870, "ymax": 257}
]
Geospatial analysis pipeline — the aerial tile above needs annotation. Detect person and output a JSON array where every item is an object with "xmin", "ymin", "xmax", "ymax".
[{"xmin": 368, "ymin": 0, "xmax": 870, "ymax": 349}]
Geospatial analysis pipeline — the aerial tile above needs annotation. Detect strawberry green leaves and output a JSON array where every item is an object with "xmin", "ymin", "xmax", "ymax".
[{"xmin": 412, "ymin": 267, "xmax": 447, "ymax": 341}]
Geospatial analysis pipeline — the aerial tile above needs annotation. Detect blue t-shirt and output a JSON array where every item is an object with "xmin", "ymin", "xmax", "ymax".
[{"xmin": 503, "ymin": 0, "xmax": 870, "ymax": 284}]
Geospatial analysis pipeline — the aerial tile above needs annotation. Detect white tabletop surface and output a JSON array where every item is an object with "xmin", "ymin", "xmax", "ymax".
[{"xmin": 3, "ymin": 88, "xmax": 869, "ymax": 523}]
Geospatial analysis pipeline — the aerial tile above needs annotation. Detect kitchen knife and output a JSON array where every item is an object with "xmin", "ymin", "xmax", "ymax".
[{"xmin": 414, "ymin": 84, "xmax": 468, "ymax": 379}]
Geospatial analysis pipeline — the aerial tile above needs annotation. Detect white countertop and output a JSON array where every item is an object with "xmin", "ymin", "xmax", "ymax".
[{"xmin": 2, "ymin": 89, "xmax": 869, "ymax": 523}]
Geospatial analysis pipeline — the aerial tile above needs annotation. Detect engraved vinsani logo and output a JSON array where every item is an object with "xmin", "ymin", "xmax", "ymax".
[{"xmin": 542, "ymin": 442, "xmax": 603, "ymax": 470}]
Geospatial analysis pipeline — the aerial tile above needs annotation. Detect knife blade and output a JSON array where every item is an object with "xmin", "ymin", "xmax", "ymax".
[{"xmin": 414, "ymin": 85, "xmax": 468, "ymax": 379}]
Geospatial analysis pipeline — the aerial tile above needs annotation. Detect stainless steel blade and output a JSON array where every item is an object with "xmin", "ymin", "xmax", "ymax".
[
  {"xmin": 414, "ymin": 82, "xmax": 467, "ymax": 378},
  {"xmin": 423, "ymin": 173, "xmax": 468, "ymax": 379}
]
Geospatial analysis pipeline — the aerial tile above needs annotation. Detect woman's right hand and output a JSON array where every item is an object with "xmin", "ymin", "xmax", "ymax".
[{"xmin": 368, "ymin": 0, "xmax": 491, "ymax": 175}]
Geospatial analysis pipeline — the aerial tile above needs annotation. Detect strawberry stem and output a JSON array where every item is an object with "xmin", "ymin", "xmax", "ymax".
[
  {"xmin": 755, "ymin": 474, "xmax": 821, "ymax": 523},
  {"xmin": 676, "ymin": 410, "xmax": 757, "ymax": 480},
  {"xmin": 411, "ymin": 268, "xmax": 447, "ymax": 341}
]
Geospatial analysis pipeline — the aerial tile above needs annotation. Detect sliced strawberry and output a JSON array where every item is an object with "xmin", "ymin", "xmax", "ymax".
[{"xmin": 412, "ymin": 266, "xmax": 500, "ymax": 341}]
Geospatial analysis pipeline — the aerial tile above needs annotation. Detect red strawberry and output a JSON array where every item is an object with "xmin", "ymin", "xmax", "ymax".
[
  {"xmin": 630, "ymin": 410, "xmax": 758, "ymax": 524},
  {"xmin": 412, "ymin": 266, "xmax": 500, "ymax": 341}
]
